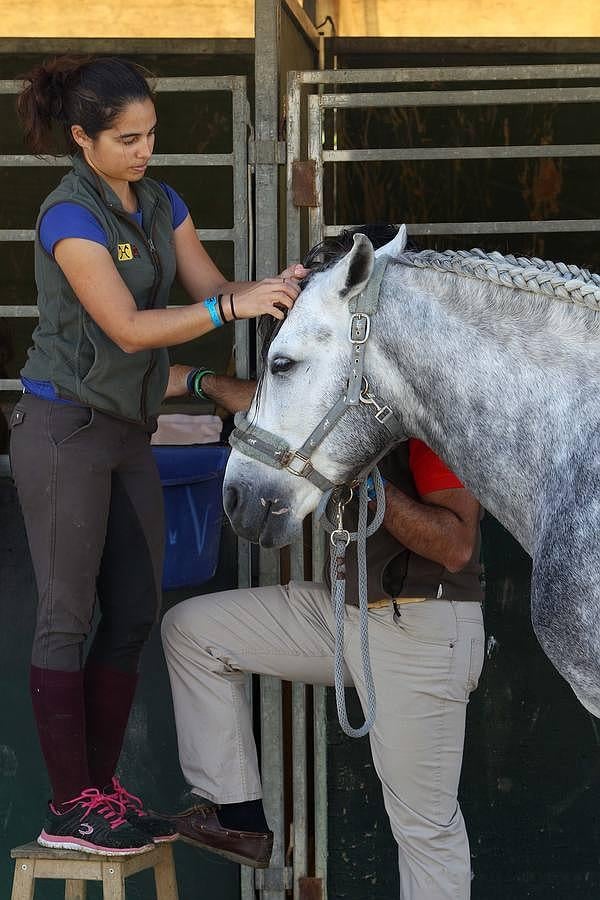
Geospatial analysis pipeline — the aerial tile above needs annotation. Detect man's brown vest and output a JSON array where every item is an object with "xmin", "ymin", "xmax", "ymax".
[{"xmin": 327, "ymin": 443, "xmax": 483, "ymax": 606}]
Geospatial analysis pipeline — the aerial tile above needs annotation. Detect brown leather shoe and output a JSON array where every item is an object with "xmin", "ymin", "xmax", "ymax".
[{"xmin": 164, "ymin": 803, "xmax": 273, "ymax": 868}]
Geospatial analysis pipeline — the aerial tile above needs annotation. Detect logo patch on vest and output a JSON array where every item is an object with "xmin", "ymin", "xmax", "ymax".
[{"xmin": 117, "ymin": 242, "xmax": 139, "ymax": 261}]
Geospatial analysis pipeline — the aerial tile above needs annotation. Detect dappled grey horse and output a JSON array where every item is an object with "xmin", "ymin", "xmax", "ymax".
[{"xmin": 224, "ymin": 227, "xmax": 600, "ymax": 719}]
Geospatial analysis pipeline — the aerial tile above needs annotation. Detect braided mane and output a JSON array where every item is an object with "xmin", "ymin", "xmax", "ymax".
[{"xmin": 396, "ymin": 248, "xmax": 600, "ymax": 312}]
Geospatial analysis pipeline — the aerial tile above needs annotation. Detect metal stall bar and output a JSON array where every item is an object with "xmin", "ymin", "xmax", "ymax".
[
  {"xmin": 254, "ymin": 5, "xmax": 321, "ymax": 899},
  {"xmin": 317, "ymin": 86, "xmax": 600, "ymax": 108},
  {"xmin": 324, "ymin": 145, "xmax": 600, "ymax": 161},
  {"xmin": 253, "ymin": 4, "xmax": 286, "ymax": 899},
  {"xmin": 305, "ymin": 91, "xmax": 329, "ymax": 900},
  {"xmin": 326, "ymin": 220, "xmax": 600, "ymax": 237},
  {"xmin": 278, "ymin": 8, "xmax": 321, "ymax": 900}
]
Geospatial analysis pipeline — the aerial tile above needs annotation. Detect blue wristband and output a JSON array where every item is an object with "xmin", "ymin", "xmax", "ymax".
[{"xmin": 204, "ymin": 296, "xmax": 223, "ymax": 328}]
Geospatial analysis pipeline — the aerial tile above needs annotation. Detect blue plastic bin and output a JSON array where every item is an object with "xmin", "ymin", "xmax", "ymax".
[{"xmin": 152, "ymin": 444, "xmax": 230, "ymax": 590}]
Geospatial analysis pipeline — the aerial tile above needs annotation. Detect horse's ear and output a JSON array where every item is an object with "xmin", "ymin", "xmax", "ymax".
[
  {"xmin": 330, "ymin": 233, "xmax": 374, "ymax": 300},
  {"xmin": 374, "ymin": 224, "xmax": 407, "ymax": 260}
]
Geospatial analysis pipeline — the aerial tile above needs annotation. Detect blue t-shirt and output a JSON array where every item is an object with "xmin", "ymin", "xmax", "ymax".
[
  {"xmin": 27, "ymin": 182, "xmax": 188, "ymax": 401},
  {"xmin": 39, "ymin": 181, "xmax": 189, "ymax": 255}
]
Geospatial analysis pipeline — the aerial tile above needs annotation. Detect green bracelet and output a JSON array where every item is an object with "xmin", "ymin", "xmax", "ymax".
[{"xmin": 190, "ymin": 367, "xmax": 216, "ymax": 401}]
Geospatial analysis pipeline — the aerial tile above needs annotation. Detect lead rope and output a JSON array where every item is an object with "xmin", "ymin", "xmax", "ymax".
[{"xmin": 317, "ymin": 466, "xmax": 386, "ymax": 737}]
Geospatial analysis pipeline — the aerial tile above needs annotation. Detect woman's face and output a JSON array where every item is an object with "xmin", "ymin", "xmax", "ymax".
[{"xmin": 72, "ymin": 97, "xmax": 157, "ymax": 187}]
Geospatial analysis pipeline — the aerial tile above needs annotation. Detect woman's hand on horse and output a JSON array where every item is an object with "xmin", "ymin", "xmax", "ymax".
[{"xmin": 235, "ymin": 277, "xmax": 301, "ymax": 320}]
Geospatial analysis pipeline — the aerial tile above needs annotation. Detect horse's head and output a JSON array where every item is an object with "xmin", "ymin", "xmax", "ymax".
[{"xmin": 224, "ymin": 226, "xmax": 408, "ymax": 547}]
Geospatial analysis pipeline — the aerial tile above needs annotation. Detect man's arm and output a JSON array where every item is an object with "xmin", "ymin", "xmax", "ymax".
[
  {"xmin": 380, "ymin": 484, "xmax": 480, "ymax": 573},
  {"xmin": 165, "ymin": 364, "xmax": 256, "ymax": 413},
  {"xmin": 198, "ymin": 373, "xmax": 256, "ymax": 414}
]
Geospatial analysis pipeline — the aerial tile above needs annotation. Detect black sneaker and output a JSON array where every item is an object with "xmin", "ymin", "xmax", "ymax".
[
  {"xmin": 38, "ymin": 788, "xmax": 154, "ymax": 855},
  {"xmin": 107, "ymin": 777, "xmax": 178, "ymax": 843}
]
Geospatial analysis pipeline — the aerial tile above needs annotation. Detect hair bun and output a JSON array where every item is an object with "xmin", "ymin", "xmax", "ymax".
[{"xmin": 17, "ymin": 55, "xmax": 151, "ymax": 156}]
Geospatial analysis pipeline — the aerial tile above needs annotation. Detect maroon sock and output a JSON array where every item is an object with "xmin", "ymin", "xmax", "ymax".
[
  {"xmin": 84, "ymin": 663, "xmax": 139, "ymax": 789},
  {"xmin": 30, "ymin": 665, "xmax": 91, "ymax": 806}
]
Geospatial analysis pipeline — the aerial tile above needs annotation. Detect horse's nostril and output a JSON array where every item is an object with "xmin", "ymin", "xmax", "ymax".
[{"xmin": 223, "ymin": 484, "xmax": 239, "ymax": 517}]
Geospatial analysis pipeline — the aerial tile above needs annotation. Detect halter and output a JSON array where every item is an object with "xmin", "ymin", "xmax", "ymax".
[{"xmin": 229, "ymin": 255, "xmax": 405, "ymax": 489}]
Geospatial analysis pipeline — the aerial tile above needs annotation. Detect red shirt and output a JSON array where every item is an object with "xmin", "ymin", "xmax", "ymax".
[{"xmin": 408, "ymin": 438, "xmax": 463, "ymax": 496}]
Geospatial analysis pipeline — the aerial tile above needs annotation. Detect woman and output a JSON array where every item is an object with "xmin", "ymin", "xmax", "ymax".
[{"xmin": 10, "ymin": 55, "xmax": 306, "ymax": 856}]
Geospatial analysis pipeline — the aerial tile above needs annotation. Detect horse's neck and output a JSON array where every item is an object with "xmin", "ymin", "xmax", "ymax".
[{"xmin": 373, "ymin": 271, "xmax": 590, "ymax": 553}]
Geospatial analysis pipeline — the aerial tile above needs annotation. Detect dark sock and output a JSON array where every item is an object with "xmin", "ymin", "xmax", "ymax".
[
  {"xmin": 217, "ymin": 799, "xmax": 269, "ymax": 833},
  {"xmin": 83, "ymin": 662, "xmax": 138, "ymax": 789},
  {"xmin": 30, "ymin": 665, "xmax": 91, "ymax": 806}
]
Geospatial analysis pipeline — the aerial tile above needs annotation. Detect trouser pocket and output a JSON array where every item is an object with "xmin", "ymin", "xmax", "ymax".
[{"xmin": 47, "ymin": 403, "xmax": 94, "ymax": 446}]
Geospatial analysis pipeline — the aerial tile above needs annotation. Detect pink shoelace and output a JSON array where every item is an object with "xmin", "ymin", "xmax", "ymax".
[
  {"xmin": 52, "ymin": 788, "xmax": 128, "ymax": 830},
  {"xmin": 109, "ymin": 777, "xmax": 148, "ymax": 818}
]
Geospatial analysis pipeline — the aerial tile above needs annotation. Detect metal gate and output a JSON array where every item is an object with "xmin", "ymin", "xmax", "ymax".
[{"xmin": 286, "ymin": 63, "xmax": 600, "ymax": 256}]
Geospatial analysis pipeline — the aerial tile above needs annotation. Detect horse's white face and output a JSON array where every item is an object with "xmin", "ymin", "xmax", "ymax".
[{"xmin": 224, "ymin": 229, "xmax": 407, "ymax": 547}]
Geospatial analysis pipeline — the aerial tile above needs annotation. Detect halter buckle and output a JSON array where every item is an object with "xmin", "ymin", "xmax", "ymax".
[
  {"xmin": 374, "ymin": 405, "xmax": 393, "ymax": 424},
  {"xmin": 349, "ymin": 313, "xmax": 370, "ymax": 344},
  {"xmin": 284, "ymin": 451, "xmax": 313, "ymax": 478}
]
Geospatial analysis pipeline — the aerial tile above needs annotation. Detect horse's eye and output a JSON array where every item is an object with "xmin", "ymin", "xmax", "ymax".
[{"xmin": 270, "ymin": 356, "xmax": 295, "ymax": 375}]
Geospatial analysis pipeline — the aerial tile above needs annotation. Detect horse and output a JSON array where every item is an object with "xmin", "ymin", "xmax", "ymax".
[{"xmin": 223, "ymin": 226, "xmax": 600, "ymax": 719}]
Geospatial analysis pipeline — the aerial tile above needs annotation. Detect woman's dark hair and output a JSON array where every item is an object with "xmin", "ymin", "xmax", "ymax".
[{"xmin": 16, "ymin": 56, "xmax": 154, "ymax": 155}]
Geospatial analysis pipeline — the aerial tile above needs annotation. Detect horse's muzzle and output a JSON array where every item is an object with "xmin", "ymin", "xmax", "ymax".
[{"xmin": 223, "ymin": 479, "xmax": 299, "ymax": 548}]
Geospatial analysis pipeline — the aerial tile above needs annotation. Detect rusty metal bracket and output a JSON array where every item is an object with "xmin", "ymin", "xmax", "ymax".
[{"xmin": 292, "ymin": 160, "xmax": 319, "ymax": 208}]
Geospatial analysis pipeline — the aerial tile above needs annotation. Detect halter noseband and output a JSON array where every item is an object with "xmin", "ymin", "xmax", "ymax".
[{"xmin": 229, "ymin": 256, "xmax": 405, "ymax": 491}]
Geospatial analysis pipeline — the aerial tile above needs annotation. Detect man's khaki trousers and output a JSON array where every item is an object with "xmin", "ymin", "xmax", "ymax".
[{"xmin": 161, "ymin": 581, "xmax": 484, "ymax": 900}]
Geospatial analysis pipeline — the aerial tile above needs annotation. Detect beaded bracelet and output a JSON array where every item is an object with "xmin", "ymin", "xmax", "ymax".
[
  {"xmin": 203, "ymin": 296, "xmax": 223, "ymax": 328},
  {"xmin": 186, "ymin": 367, "xmax": 216, "ymax": 401}
]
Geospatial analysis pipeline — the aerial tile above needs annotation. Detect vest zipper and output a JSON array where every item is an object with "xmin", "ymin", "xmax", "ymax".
[
  {"xmin": 139, "ymin": 205, "xmax": 162, "ymax": 421},
  {"xmin": 107, "ymin": 198, "xmax": 162, "ymax": 423}
]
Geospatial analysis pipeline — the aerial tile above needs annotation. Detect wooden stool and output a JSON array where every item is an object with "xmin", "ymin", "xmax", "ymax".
[{"xmin": 10, "ymin": 841, "xmax": 179, "ymax": 900}]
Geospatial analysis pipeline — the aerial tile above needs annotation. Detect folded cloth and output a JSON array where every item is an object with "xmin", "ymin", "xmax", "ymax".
[{"xmin": 150, "ymin": 414, "xmax": 222, "ymax": 446}]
